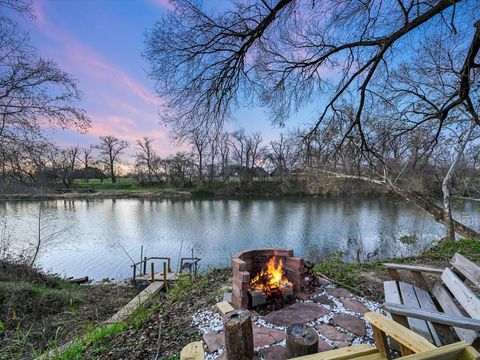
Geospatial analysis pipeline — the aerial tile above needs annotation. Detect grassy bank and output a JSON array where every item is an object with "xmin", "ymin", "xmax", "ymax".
[
  {"xmin": 315, "ymin": 238, "xmax": 480, "ymax": 300},
  {"xmin": 50, "ymin": 269, "xmax": 230, "ymax": 360},
  {"xmin": 0, "ymin": 261, "xmax": 138, "ymax": 359}
]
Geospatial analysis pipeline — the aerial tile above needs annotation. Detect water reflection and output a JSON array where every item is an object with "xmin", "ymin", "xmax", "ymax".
[{"xmin": 1, "ymin": 197, "xmax": 479, "ymax": 280}]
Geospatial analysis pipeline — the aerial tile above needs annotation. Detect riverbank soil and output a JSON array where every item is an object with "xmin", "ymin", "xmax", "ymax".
[{"xmin": 0, "ymin": 261, "xmax": 139, "ymax": 359}]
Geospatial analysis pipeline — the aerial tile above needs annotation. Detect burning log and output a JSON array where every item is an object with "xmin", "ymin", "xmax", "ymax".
[
  {"xmin": 223, "ymin": 310, "xmax": 254, "ymax": 360},
  {"xmin": 249, "ymin": 256, "xmax": 293, "ymax": 297},
  {"xmin": 286, "ymin": 323, "xmax": 319, "ymax": 358}
]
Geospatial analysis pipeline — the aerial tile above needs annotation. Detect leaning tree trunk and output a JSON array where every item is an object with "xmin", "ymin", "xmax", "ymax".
[
  {"xmin": 391, "ymin": 186, "xmax": 480, "ymax": 239},
  {"xmin": 316, "ymin": 169, "xmax": 480, "ymax": 239},
  {"xmin": 441, "ymin": 120, "xmax": 476, "ymax": 240}
]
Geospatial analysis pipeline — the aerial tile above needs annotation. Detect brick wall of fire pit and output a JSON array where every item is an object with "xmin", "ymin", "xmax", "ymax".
[{"xmin": 231, "ymin": 248, "xmax": 306, "ymax": 309}]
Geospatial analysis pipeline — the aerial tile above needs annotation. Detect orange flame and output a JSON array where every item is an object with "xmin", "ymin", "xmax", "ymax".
[{"xmin": 249, "ymin": 256, "xmax": 293, "ymax": 296}]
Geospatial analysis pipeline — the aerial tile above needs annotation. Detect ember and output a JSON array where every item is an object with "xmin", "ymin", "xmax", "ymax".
[{"xmin": 249, "ymin": 256, "xmax": 293, "ymax": 296}]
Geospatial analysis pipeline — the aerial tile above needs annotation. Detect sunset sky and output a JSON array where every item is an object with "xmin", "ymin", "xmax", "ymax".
[{"xmin": 20, "ymin": 0, "xmax": 292, "ymax": 156}]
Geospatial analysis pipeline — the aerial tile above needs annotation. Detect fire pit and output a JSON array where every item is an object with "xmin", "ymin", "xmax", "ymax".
[{"xmin": 232, "ymin": 249, "xmax": 306, "ymax": 309}]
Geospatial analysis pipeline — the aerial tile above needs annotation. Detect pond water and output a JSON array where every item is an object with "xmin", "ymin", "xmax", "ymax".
[{"xmin": 1, "ymin": 197, "xmax": 479, "ymax": 280}]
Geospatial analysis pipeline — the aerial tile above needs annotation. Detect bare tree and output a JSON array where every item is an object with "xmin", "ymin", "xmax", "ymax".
[
  {"xmin": 30, "ymin": 203, "xmax": 70, "ymax": 267},
  {"xmin": 95, "ymin": 136, "xmax": 128, "ymax": 183},
  {"xmin": 0, "ymin": 0, "xmax": 90, "ymax": 147},
  {"xmin": 217, "ymin": 132, "xmax": 231, "ymax": 183}
]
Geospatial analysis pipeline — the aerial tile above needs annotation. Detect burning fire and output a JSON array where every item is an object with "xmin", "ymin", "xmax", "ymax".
[{"xmin": 249, "ymin": 256, "xmax": 293, "ymax": 296}]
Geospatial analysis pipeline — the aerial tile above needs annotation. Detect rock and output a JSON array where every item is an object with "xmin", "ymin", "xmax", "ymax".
[
  {"xmin": 313, "ymin": 295, "xmax": 335, "ymax": 307},
  {"xmin": 316, "ymin": 277, "xmax": 331, "ymax": 286},
  {"xmin": 331, "ymin": 314, "xmax": 366, "ymax": 337},
  {"xmin": 326, "ymin": 288, "xmax": 353, "ymax": 298},
  {"xmin": 314, "ymin": 324, "xmax": 354, "ymax": 347},
  {"xmin": 317, "ymin": 337, "xmax": 333, "ymax": 352},
  {"xmin": 253, "ymin": 326, "xmax": 286, "ymax": 347},
  {"xmin": 202, "ymin": 331, "xmax": 224, "ymax": 352},
  {"xmin": 264, "ymin": 302, "xmax": 329, "ymax": 327},
  {"xmin": 260, "ymin": 345, "xmax": 286, "ymax": 360},
  {"xmin": 340, "ymin": 298, "xmax": 369, "ymax": 314}
]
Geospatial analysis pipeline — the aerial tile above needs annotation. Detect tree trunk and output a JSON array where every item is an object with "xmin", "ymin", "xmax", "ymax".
[
  {"xmin": 223, "ymin": 310, "xmax": 254, "ymax": 360},
  {"xmin": 110, "ymin": 158, "xmax": 116, "ymax": 183},
  {"xmin": 441, "ymin": 120, "xmax": 476, "ymax": 240},
  {"xmin": 286, "ymin": 324, "xmax": 318, "ymax": 358}
]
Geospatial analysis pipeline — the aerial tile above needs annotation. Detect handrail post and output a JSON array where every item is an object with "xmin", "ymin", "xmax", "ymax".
[
  {"xmin": 133, "ymin": 266, "xmax": 136, "ymax": 285},
  {"xmin": 163, "ymin": 261, "xmax": 168, "ymax": 291},
  {"xmin": 168, "ymin": 257, "xmax": 171, "ymax": 272},
  {"xmin": 143, "ymin": 256, "xmax": 147, "ymax": 275},
  {"xmin": 151, "ymin": 262, "xmax": 155, "ymax": 282}
]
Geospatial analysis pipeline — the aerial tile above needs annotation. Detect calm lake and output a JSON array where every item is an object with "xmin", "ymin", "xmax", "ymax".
[{"xmin": 1, "ymin": 197, "xmax": 479, "ymax": 280}]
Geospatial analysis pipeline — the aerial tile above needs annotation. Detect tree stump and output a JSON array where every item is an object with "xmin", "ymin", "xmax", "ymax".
[
  {"xmin": 223, "ymin": 310, "xmax": 254, "ymax": 360},
  {"xmin": 286, "ymin": 323, "xmax": 318, "ymax": 358}
]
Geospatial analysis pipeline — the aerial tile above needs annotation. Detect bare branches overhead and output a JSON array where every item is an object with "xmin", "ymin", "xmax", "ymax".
[{"xmin": 145, "ymin": 0, "xmax": 479, "ymax": 153}]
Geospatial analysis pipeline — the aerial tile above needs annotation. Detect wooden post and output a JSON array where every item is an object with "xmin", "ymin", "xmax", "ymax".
[
  {"xmin": 151, "ymin": 262, "xmax": 155, "ymax": 282},
  {"xmin": 167, "ymin": 257, "xmax": 171, "ymax": 272},
  {"xmin": 286, "ymin": 323, "xmax": 318, "ymax": 359},
  {"xmin": 132, "ymin": 266, "xmax": 136, "ymax": 285},
  {"xmin": 163, "ymin": 262, "xmax": 168, "ymax": 291},
  {"xmin": 223, "ymin": 310, "xmax": 254, "ymax": 360},
  {"xmin": 143, "ymin": 256, "xmax": 147, "ymax": 275}
]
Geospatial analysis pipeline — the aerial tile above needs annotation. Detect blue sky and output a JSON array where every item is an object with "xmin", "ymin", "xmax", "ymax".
[{"xmin": 22, "ymin": 0, "xmax": 288, "ymax": 155}]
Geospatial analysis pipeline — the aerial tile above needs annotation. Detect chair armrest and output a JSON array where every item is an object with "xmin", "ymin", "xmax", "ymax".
[
  {"xmin": 382, "ymin": 263, "xmax": 444, "ymax": 274},
  {"xmin": 383, "ymin": 303, "xmax": 480, "ymax": 331},
  {"xmin": 364, "ymin": 312, "xmax": 436, "ymax": 353}
]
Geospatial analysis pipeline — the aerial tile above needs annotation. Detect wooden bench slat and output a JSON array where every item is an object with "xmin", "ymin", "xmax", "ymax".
[
  {"xmin": 442, "ymin": 268, "xmax": 480, "ymax": 319},
  {"xmin": 384, "ymin": 281, "xmax": 401, "ymax": 304},
  {"xmin": 383, "ymin": 303, "xmax": 480, "ymax": 330},
  {"xmin": 399, "ymin": 282, "xmax": 435, "ymax": 343},
  {"xmin": 414, "ymin": 286, "xmax": 443, "ymax": 346},
  {"xmin": 398, "ymin": 341, "xmax": 469, "ymax": 360},
  {"xmin": 432, "ymin": 283, "xmax": 479, "ymax": 344},
  {"xmin": 383, "ymin": 263, "xmax": 444, "ymax": 274},
  {"xmin": 451, "ymin": 254, "xmax": 480, "ymax": 289},
  {"xmin": 290, "ymin": 344, "xmax": 379, "ymax": 359}
]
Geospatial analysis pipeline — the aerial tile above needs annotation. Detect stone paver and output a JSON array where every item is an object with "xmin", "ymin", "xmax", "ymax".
[
  {"xmin": 260, "ymin": 345, "xmax": 286, "ymax": 360},
  {"xmin": 202, "ymin": 331, "xmax": 224, "ymax": 352},
  {"xmin": 331, "ymin": 313, "xmax": 366, "ymax": 337},
  {"xmin": 326, "ymin": 288, "xmax": 353, "ymax": 298},
  {"xmin": 317, "ymin": 337, "xmax": 333, "ymax": 352},
  {"xmin": 315, "ymin": 324, "xmax": 354, "ymax": 348},
  {"xmin": 264, "ymin": 302, "xmax": 329, "ymax": 327},
  {"xmin": 313, "ymin": 295, "xmax": 335, "ymax": 307},
  {"xmin": 340, "ymin": 298, "xmax": 369, "ymax": 314},
  {"xmin": 253, "ymin": 326, "xmax": 286, "ymax": 347},
  {"xmin": 203, "ymin": 326, "xmax": 285, "ymax": 352}
]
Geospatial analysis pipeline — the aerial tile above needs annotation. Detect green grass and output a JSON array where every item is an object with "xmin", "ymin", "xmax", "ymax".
[
  {"xmin": 49, "ymin": 322, "xmax": 126, "ymax": 360},
  {"xmin": 0, "ymin": 281, "xmax": 85, "ymax": 316},
  {"xmin": 421, "ymin": 238, "xmax": 480, "ymax": 261}
]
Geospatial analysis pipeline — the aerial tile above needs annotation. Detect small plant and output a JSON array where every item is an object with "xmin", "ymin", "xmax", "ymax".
[{"xmin": 399, "ymin": 235, "xmax": 417, "ymax": 244}]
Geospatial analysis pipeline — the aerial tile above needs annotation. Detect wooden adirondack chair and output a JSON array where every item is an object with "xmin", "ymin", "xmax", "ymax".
[
  {"xmin": 383, "ymin": 253, "xmax": 480, "ymax": 348},
  {"xmin": 180, "ymin": 312, "xmax": 480, "ymax": 360}
]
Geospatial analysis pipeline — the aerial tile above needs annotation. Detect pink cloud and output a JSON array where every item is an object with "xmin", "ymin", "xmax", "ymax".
[
  {"xmin": 30, "ymin": 1, "xmax": 175, "ymax": 156},
  {"xmin": 150, "ymin": 0, "xmax": 174, "ymax": 11}
]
